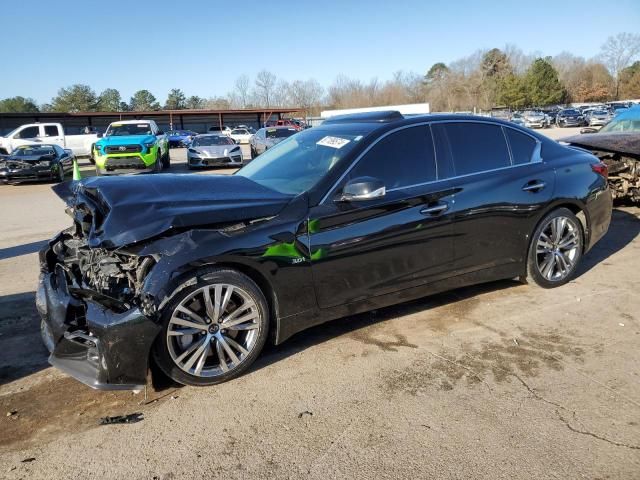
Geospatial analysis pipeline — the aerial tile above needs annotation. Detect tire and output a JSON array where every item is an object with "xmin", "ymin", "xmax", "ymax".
[
  {"xmin": 162, "ymin": 146, "xmax": 171, "ymax": 169},
  {"xmin": 154, "ymin": 149, "xmax": 163, "ymax": 173},
  {"xmin": 88, "ymin": 144, "xmax": 96, "ymax": 165},
  {"xmin": 56, "ymin": 163, "xmax": 65, "ymax": 183},
  {"xmin": 250, "ymin": 146, "xmax": 257, "ymax": 159},
  {"xmin": 525, "ymin": 208, "xmax": 584, "ymax": 289},
  {"xmin": 152, "ymin": 268, "xmax": 270, "ymax": 386}
]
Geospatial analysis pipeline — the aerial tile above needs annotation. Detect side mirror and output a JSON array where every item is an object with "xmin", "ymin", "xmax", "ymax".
[
  {"xmin": 96, "ymin": 133, "xmax": 103, "ymax": 138},
  {"xmin": 157, "ymin": 130, "xmax": 164, "ymax": 136},
  {"xmin": 580, "ymin": 127, "xmax": 598, "ymax": 134},
  {"xmin": 339, "ymin": 176, "xmax": 385, "ymax": 202}
]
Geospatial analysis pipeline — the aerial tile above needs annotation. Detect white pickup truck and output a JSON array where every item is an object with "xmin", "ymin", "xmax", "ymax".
[{"xmin": 0, "ymin": 123, "xmax": 99, "ymax": 157}]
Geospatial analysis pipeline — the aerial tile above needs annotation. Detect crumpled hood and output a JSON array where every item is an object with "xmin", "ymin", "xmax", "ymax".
[
  {"xmin": 52, "ymin": 174, "xmax": 292, "ymax": 248},
  {"xmin": 6, "ymin": 154, "xmax": 51, "ymax": 162},
  {"xmin": 562, "ymin": 132, "xmax": 640, "ymax": 157},
  {"xmin": 97, "ymin": 135, "xmax": 157, "ymax": 147}
]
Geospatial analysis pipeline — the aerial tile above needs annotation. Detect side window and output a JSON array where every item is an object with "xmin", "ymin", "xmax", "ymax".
[
  {"xmin": 349, "ymin": 125, "xmax": 436, "ymax": 190},
  {"xmin": 432, "ymin": 122, "xmax": 511, "ymax": 176},
  {"xmin": 53, "ymin": 145, "xmax": 65, "ymax": 156},
  {"xmin": 505, "ymin": 128, "xmax": 537, "ymax": 165},
  {"xmin": 44, "ymin": 125, "xmax": 59, "ymax": 137},
  {"xmin": 16, "ymin": 126, "xmax": 39, "ymax": 139}
]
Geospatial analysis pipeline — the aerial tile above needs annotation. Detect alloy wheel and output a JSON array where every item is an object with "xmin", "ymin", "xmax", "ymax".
[
  {"xmin": 166, "ymin": 284, "xmax": 261, "ymax": 377},
  {"xmin": 535, "ymin": 216, "xmax": 581, "ymax": 282}
]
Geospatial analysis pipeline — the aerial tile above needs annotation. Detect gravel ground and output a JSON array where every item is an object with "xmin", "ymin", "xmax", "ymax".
[{"xmin": 0, "ymin": 127, "xmax": 639, "ymax": 479}]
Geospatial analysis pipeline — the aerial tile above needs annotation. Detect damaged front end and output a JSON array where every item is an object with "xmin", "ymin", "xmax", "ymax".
[
  {"xmin": 591, "ymin": 150, "xmax": 640, "ymax": 203},
  {"xmin": 37, "ymin": 226, "xmax": 161, "ymax": 390}
]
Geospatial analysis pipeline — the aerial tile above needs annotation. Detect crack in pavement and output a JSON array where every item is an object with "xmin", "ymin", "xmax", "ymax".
[{"xmin": 556, "ymin": 410, "xmax": 640, "ymax": 451}]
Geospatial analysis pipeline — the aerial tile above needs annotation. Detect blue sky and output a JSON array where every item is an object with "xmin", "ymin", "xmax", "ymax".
[{"xmin": 2, "ymin": 0, "xmax": 639, "ymax": 104}]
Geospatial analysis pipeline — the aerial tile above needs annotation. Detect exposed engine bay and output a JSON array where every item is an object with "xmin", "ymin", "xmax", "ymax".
[
  {"xmin": 591, "ymin": 150, "xmax": 640, "ymax": 203},
  {"xmin": 47, "ymin": 229, "xmax": 155, "ymax": 309}
]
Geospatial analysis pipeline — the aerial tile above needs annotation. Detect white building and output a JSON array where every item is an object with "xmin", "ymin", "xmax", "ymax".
[{"xmin": 320, "ymin": 103, "xmax": 430, "ymax": 119}]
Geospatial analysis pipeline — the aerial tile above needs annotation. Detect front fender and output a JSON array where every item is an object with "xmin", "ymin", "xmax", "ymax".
[{"xmin": 136, "ymin": 225, "xmax": 317, "ymax": 325}]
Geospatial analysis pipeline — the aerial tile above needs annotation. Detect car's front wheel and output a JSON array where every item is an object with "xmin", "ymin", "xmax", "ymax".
[
  {"xmin": 525, "ymin": 208, "xmax": 584, "ymax": 288},
  {"xmin": 153, "ymin": 268, "xmax": 269, "ymax": 386}
]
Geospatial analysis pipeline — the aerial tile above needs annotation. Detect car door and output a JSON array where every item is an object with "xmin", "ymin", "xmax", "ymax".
[
  {"xmin": 54, "ymin": 145, "xmax": 73, "ymax": 172},
  {"xmin": 256, "ymin": 129, "xmax": 267, "ymax": 154},
  {"xmin": 308, "ymin": 124, "xmax": 457, "ymax": 309},
  {"xmin": 431, "ymin": 121, "xmax": 555, "ymax": 276},
  {"xmin": 10, "ymin": 125, "xmax": 42, "ymax": 151},
  {"xmin": 43, "ymin": 124, "xmax": 65, "ymax": 148}
]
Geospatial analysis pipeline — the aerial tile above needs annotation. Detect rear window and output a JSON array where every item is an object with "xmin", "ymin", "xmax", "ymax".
[
  {"xmin": 432, "ymin": 123, "xmax": 511, "ymax": 176},
  {"xmin": 505, "ymin": 129, "xmax": 537, "ymax": 165}
]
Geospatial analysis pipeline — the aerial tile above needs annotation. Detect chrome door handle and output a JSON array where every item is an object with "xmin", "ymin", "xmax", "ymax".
[
  {"xmin": 420, "ymin": 203, "xmax": 448, "ymax": 215},
  {"xmin": 522, "ymin": 181, "xmax": 546, "ymax": 192}
]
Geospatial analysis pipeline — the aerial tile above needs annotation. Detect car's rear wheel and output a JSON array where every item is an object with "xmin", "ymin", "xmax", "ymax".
[
  {"xmin": 525, "ymin": 208, "xmax": 583, "ymax": 288},
  {"xmin": 153, "ymin": 268, "xmax": 269, "ymax": 386},
  {"xmin": 154, "ymin": 149, "xmax": 163, "ymax": 173}
]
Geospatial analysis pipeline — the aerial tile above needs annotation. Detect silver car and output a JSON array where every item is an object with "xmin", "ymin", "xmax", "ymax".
[
  {"xmin": 249, "ymin": 126, "xmax": 298, "ymax": 157},
  {"xmin": 522, "ymin": 110, "xmax": 548, "ymax": 129},
  {"xmin": 586, "ymin": 110, "xmax": 611, "ymax": 127},
  {"xmin": 187, "ymin": 134, "xmax": 243, "ymax": 169}
]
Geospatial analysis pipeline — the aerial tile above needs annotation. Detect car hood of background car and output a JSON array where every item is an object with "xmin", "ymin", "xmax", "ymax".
[
  {"xmin": 192, "ymin": 145, "xmax": 239, "ymax": 156},
  {"xmin": 5, "ymin": 154, "xmax": 53, "ymax": 162},
  {"xmin": 562, "ymin": 132, "xmax": 640, "ymax": 157},
  {"xmin": 97, "ymin": 135, "xmax": 157, "ymax": 147},
  {"xmin": 52, "ymin": 174, "xmax": 293, "ymax": 248}
]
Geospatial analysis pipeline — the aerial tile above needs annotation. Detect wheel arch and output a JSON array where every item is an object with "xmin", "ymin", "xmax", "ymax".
[
  {"xmin": 539, "ymin": 201, "xmax": 589, "ymax": 250},
  {"xmin": 214, "ymin": 261, "xmax": 280, "ymax": 344},
  {"xmin": 153, "ymin": 259, "xmax": 281, "ymax": 345}
]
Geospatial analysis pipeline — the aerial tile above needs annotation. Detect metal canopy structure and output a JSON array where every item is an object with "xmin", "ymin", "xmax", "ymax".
[{"xmin": 0, "ymin": 108, "xmax": 304, "ymax": 135}]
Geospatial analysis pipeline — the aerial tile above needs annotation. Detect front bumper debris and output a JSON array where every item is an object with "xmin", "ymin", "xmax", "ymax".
[
  {"xmin": 37, "ymin": 244, "xmax": 161, "ymax": 390},
  {"xmin": 0, "ymin": 165, "xmax": 56, "ymax": 182}
]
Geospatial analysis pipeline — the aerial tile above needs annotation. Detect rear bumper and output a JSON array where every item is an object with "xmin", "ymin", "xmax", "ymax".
[
  {"xmin": 37, "ymin": 244, "xmax": 161, "ymax": 390},
  {"xmin": 585, "ymin": 186, "xmax": 613, "ymax": 253}
]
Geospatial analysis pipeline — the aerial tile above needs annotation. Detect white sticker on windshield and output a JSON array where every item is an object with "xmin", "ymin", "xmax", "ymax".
[{"xmin": 316, "ymin": 136, "xmax": 350, "ymax": 149}]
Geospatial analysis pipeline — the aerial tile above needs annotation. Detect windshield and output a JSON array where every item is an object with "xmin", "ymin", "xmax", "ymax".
[
  {"xmin": 192, "ymin": 135, "xmax": 234, "ymax": 146},
  {"xmin": 106, "ymin": 123, "xmax": 153, "ymax": 136},
  {"xmin": 13, "ymin": 145, "xmax": 55, "ymax": 157},
  {"xmin": 266, "ymin": 128, "xmax": 297, "ymax": 139},
  {"xmin": 599, "ymin": 118, "xmax": 640, "ymax": 133},
  {"xmin": 237, "ymin": 128, "xmax": 368, "ymax": 195},
  {"xmin": 562, "ymin": 109, "xmax": 580, "ymax": 115}
]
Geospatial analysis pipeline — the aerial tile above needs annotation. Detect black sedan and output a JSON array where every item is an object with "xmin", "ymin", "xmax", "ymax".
[
  {"xmin": 556, "ymin": 108, "xmax": 586, "ymax": 128},
  {"xmin": 0, "ymin": 144, "xmax": 74, "ymax": 183},
  {"xmin": 38, "ymin": 112, "xmax": 612, "ymax": 389}
]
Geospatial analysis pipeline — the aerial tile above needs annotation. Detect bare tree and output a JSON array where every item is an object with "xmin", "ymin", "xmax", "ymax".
[
  {"xmin": 234, "ymin": 75, "xmax": 250, "ymax": 108},
  {"xmin": 254, "ymin": 70, "xmax": 277, "ymax": 107},
  {"xmin": 289, "ymin": 79, "xmax": 324, "ymax": 116},
  {"xmin": 272, "ymin": 80, "xmax": 291, "ymax": 107},
  {"xmin": 600, "ymin": 32, "xmax": 640, "ymax": 98}
]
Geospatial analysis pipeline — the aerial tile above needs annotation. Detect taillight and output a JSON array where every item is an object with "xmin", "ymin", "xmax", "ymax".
[{"xmin": 591, "ymin": 162, "xmax": 608, "ymax": 179}]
